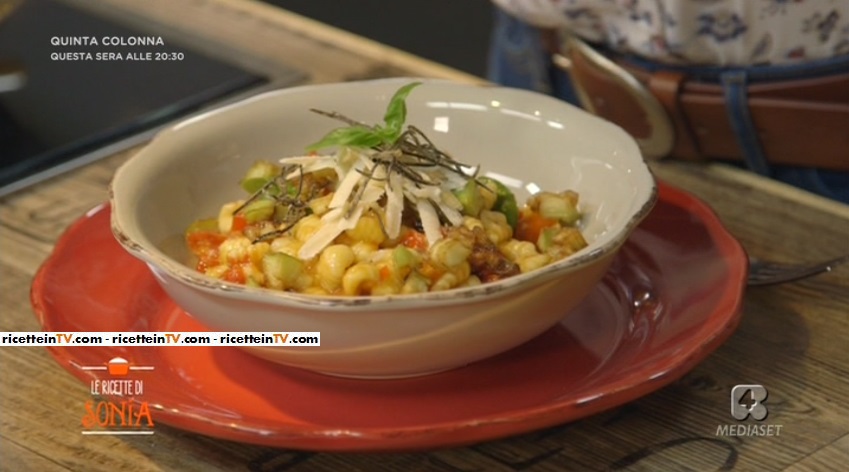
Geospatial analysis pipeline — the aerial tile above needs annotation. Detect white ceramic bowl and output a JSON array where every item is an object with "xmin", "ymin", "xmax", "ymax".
[{"xmin": 110, "ymin": 78, "xmax": 656, "ymax": 378}]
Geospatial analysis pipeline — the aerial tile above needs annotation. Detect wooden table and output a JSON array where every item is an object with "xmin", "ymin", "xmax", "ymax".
[{"xmin": 2, "ymin": 1, "xmax": 848, "ymax": 470}]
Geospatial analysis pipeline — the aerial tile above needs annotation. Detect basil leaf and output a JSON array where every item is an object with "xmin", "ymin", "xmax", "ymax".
[
  {"xmin": 305, "ymin": 126, "xmax": 384, "ymax": 151},
  {"xmin": 305, "ymin": 82, "xmax": 422, "ymax": 151},
  {"xmin": 374, "ymin": 125, "xmax": 401, "ymax": 146},
  {"xmin": 382, "ymin": 81, "xmax": 421, "ymax": 141}
]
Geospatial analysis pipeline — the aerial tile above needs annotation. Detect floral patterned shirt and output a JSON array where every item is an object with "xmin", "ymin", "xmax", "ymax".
[{"xmin": 491, "ymin": 0, "xmax": 849, "ymax": 65}]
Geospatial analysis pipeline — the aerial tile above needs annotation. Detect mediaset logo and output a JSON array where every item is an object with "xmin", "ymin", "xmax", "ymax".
[
  {"xmin": 730, "ymin": 384, "xmax": 768, "ymax": 421},
  {"xmin": 79, "ymin": 357, "xmax": 155, "ymax": 435},
  {"xmin": 716, "ymin": 384, "xmax": 783, "ymax": 438}
]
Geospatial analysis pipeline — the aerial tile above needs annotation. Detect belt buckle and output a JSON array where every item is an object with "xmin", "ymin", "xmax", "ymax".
[{"xmin": 552, "ymin": 34, "xmax": 674, "ymax": 159}]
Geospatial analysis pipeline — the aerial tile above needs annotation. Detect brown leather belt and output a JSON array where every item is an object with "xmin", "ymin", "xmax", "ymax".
[{"xmin": 545, "ymin": 32, "xmax": 849, "ymax": 171}]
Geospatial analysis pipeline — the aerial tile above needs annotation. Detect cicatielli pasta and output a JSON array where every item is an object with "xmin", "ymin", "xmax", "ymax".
[{"xmin": 185, "ymin": 82, "xmax": 588, "ymax": 296}]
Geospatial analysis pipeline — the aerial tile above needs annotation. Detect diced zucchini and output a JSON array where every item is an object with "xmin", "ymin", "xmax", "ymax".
[
  {"xmin": 480, "ymin": 177, "xmax": 519, "ymax": 229},
  {"xmin": 241, "ymin": 177, "xmax": 269, "ymax": 194},
  {"xmin": 185, "ymin": 218, "xmax": 219, "ymax": 235},
  {"xmin": 537, "ymin": 192, "xmax": 580, "ymax": 225},
  {"xmin": 392, "ymin": 245, "xmax": 419, "ymax": 270},
  {"xmin": 242, "ymin": 199, "xmax": 276, "ymax": 223},
  {"xmin": 262, "ymin": 252, "xmax": 303, "ymax": 288},
  {"xmin": 536, "ymin": 226, "xmax": 558, "ymax": 253},
  {"xmin": 240, "ymin": 160, "xmax": 280, "ymax": 193},
  {"xmin": 453, "ymin": 180, "xmax": 484, "ymax": 217}
]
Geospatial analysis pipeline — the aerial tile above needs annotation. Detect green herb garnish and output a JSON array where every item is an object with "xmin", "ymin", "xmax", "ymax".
[
  {"xmin": 306, "ymin": 82, "xmax": 421, "ymax": 152},
  {"xmin": 304, "ymin": 82, "xmax": 491, "ymax": 205}
]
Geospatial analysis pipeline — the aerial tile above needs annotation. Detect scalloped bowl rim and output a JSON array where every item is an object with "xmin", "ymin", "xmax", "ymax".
[{"xmin": 110, "ymin": 78, "xmax": 658, "ymax": 311}]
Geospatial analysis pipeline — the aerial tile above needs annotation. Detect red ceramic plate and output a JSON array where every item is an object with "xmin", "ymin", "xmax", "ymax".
[{"xmin": 31, "ymin": 181, "xmax": 747, "ymax": 452}]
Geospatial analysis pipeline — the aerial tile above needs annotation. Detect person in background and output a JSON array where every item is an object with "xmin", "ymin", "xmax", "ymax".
[{"xmin": 487, "ymin": 0, "xmax": 849, "ymax": 204}]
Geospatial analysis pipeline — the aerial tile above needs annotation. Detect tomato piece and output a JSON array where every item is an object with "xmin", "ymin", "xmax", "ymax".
[
  {"xmin": 418, "ymin": 261, "xmax": 444, "ymax": 283},
  {"xmin": 186, "ymin": 231, "xmax": 226, "ymax": 273},
  {"xmin": 401, "ymin": 229, "xmax": 428, "ymax": 251},
  {"xmin": 223, "ymin": 264, "xmax": 246, "ymax": 284},
  {"xmin": 515, "ymin": 213, "xmax": 558, "ymax": 243},
  {"xmin": 231, "ymin": 214, "xmax": 247, "ymax": 233},
  {"xmin": 186, "ymin": 231, "xmax": 226, "ymax": 253}
]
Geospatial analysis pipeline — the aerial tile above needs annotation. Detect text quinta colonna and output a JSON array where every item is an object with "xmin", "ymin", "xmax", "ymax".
[{"xmin": 51, "ymin": 36, "xmax": 165, "ymax": 46}]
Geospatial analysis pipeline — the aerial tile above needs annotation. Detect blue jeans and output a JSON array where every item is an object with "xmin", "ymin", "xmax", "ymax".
[{"xmin": 486, "ymin": 9, "xmax": 849, "ymax": 204}]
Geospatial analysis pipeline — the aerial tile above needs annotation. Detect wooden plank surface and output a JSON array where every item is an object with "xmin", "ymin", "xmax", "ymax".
[{"xmin": 2, "ymin": 0, "xmax": 848, "ymax": 471}]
